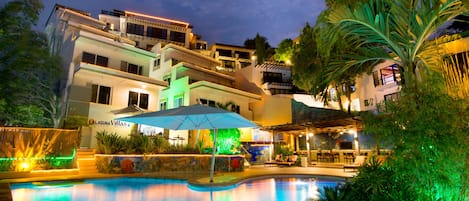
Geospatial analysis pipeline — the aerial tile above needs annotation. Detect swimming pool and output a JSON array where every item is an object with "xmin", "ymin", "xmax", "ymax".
[{"xmin": 11, "ymin": 177, "xmax": 341, "ymax": 201}]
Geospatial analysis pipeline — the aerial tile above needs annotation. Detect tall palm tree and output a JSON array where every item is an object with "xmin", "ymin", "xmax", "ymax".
[{"xmin": 323, "ymin": 0, "xmax": 467, "ymax": 90}]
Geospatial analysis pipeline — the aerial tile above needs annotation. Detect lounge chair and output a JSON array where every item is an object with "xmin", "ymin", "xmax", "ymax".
[
  {"xmin": 343, "ymin": 155, "xmax": 366, "ymax": 172},
  {"xmin": 264, "ymin": 154, "xmax": 282, "ymax": 166},
  {"xmin": 277, "ymin": 155, "xmax": 298, "ymax": 167}
]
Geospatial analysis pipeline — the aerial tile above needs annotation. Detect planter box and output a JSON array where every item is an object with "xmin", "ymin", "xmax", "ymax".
[{"xmin": 95, "ymin": 154, "xmax": 244, "ymax": 174}]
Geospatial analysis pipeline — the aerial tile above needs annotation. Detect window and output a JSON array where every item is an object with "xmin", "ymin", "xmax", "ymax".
[
  {"xmin": 384, "ymin": 92, "xmax": 400, "ymax": 102},
  {"xmin": 126, "ymin": 23, "xmax": 144, "ymax": 36},
  {"xmin": 171, "ymin": 58, "xmax": 180, "ymax": 66},
  {"xmin": 159, "ymin": 100, "xmax": 167, "ymax": 110},
  {"xmin": 374, "ymin": 64, "xmax": 401, "ymax": 87},
  {"xmin": 196, "ymin": 42, "xmax": 207, "ymax": 50},
  {"xmin": 95, "ymin": 55, "xmax": 108, "ymax": 67},
  {"xmin": 199, "ymin": 98, "xmax": 216, "ymax": 107},
  {"xmin": 373, "ymin": 71, "xmax": 380, "ymax": 87},
  {"xmin": 217, "ymin": 49, "xmax": 232, "ymax": 57},
  {"xmin": 121, "ymin": 61, "xmax": 143, "ymax": 75},
  {"xmin": 231, "ymin": 104, "xmax": 240, "ymax": 114},
  {"xmin": 169, "ymin": 31, "xmax": 185, "ymax": 43},
  {"xmin": 222, "ymin": 60, "xmax": 235, "ymax": 69},
  {"xmin": 91, "ymin": 84, "xmax": 111, "ymax": 105},
  {"xmin": 364, "ymin": 98, "xmax": 374, "ymax": 107},
  {"xmin": 147, "ymin": 27, "xmax": 167, "ymax": 39},
  {"xmin": 328, "ymin": 88, "xmax": 339, "ymax": 102},
  {"xmin": 82, "ymin": 52, "xmax": 95, "ymax": 64},
  {"xmin": 235, "ymin": 51, "xmax": 250, "ymax": 59},
  {"xmin": 128, "ymin": 91, "xmax": 149, "ymax": 109},
  {"xmin": 341, "ymin": 83, "xmax": 356, "ymax": 93},
  {"xmin": 82, "ymin": 52, "xmax": 108, "ymax": 67},
  {"xmin": 262, "ymin": 72, "xmax": 283, "ymax": 83},
  {"xmin": 174, "ymin": 95, "xmax": 183, "ymax": 108},
  {"xmin": 153, "ymin": 58, "xmax": 161, "ymax": 71}
]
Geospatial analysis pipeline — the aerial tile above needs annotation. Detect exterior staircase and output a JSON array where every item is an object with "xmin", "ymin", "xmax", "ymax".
[{"xmin": 77, "ymin": 148, "xmax": 98, "ymax": 174}]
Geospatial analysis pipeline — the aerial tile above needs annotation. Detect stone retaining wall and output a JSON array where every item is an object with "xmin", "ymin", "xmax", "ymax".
[{"xmin": 95, "ymin": 154, "xmax": 244, "ymax": 174}]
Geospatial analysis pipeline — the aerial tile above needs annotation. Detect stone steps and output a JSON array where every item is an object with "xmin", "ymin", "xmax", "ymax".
[{"xmin": 77, "ymin": 149, "xmax": 98, "ymax": 174}]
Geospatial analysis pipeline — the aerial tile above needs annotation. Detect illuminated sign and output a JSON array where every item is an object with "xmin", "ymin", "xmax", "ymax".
[{"xmin": 88, "ymin": 119, "xmax": 130, "ymax": 127}]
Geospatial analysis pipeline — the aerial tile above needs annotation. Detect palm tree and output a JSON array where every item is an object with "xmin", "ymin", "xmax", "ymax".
[{"xmin": 323, "ymin": 0, "xmax": 467, "ymax": 90}]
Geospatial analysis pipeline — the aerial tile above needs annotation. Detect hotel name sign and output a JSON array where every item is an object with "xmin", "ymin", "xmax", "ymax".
[{"xmin": 88, "ymin": 119, "xmax": 130, "ymax": 127}]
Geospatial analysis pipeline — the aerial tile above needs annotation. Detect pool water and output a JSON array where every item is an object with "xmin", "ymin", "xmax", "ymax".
[{"xmin": 11, "ymin": 177, "xmax": 340, "ymax": 201}]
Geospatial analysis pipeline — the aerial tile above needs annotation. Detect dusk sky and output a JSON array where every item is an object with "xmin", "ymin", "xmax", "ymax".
[{"xmin": 32, "ymin": 0, "xmax": 327, "ymax": 47}]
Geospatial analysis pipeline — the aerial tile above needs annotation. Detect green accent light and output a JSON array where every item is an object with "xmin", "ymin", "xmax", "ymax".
[
  {"xmin": 0, "ymin": 148, "xmax": 76, "ymax": 161},
  {"xmin": 211, "ymin": 129, "xmax": 241, "ymax": 155}
]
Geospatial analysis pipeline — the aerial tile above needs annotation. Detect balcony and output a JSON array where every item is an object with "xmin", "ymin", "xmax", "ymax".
[{"xmin": 75, "ymin": 62, "xmax": 168, "ymax": 87}]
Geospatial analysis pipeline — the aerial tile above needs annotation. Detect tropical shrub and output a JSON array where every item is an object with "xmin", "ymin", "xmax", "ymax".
[
  {"xmin": 126, "ymin": 134, "xmax": 153, "ymax": 154},
  {"xmin": 95, "ymin": 131, "xmax": 126, "ymax": 154},
  {"xmin": 152, "ymin": 135, "xmax": 170, "ymax": 153},
  {"xmin": 165, "ymin": 144, "xmax": 200, "ymax": 154}
]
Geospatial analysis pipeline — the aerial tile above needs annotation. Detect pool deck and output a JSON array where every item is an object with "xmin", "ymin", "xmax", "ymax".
[{"xmin": 0, "ymin": 165, "xmax": 356, "ymax": 201}]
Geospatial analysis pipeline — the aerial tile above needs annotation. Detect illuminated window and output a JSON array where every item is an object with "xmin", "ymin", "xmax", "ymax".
[
  {"xmin": 91, "ymin": 84, "xmax": 111, "ymax": 105},
  {"xmin": 174, "ymin": 95, "xmax": 183, "ymax": 108},
  {"xmin": 373, "ymin": 64, "xmax": 401, "ymax": 87},
  {"xmin": 128, "ymin": 91, "xmax": 149, "ymax": 109},
  {"xmin": 384, "ymin": 92, "xmax": 400, "ymax": 102},
  {"xmin": 328, "ymin": 88, "xmax": 338, "ymax": 102},
  {"xmin": 159, "ymin": 100, "xmax": 167, "ymax": 110}
]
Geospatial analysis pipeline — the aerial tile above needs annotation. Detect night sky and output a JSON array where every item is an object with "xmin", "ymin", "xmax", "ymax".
[{"xmin": 29, "ymin": 0, "xmax": 326, "ymax": 47}]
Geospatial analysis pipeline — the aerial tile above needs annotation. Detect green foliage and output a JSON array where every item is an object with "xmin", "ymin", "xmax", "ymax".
[
  {"xmin": 7, "ymin": 105, "xmax": 48, "ymax": 127},
  {"xmin": 292, "ymin": 23, "xmax": 322, "ymax": 95},
  {"xmin": 274, "ymin": 143, "xmax": 294, "ymax": 156},
  {"xmin": 362, "ymin": 78, "xmax": 469, "ymax": 200},
  {"xmin": 95, "ymin": 131, "xmax": 203, "ymax": 154},
  {"xmin": 210, "ymin": 129, "xmax": 241, "ymax": 155},
  {"xmin": 324, "ymin": 0, "xmax": 466, "ymax": 89},
  {"xmin": 347, "ymin": 157, "xmax": 418, "ymax": 201},
  {"xmin": 63, "ymin": 115, "xmax": 89, "ymax": 129},
  {"xmin": 244, "ymin": 33, "xmax": 273, "ymax": 64},
  {"xmin": 274, "ymin": 38, "xmax": 294, "ymax": 63},
  {"xmin": 126, "ymin": 134, "xmax": 153, "ymax": 154},
  {"xmin": 95, "ymin": 131, "xmax": 126, "ymax": 154},
  {"xmin": 196, "ymin": 137, "xmax": 205, "ymax": 154},
  {"xmin": 165, "ymin": 144, "xmax": 200, "ymax": 154},
  {"xmin": 152, "ymin": 135, "xmax": 170, "ymax": 153},
  {"xmin": 319, "ymin": 182, "xmax": 353, "ymax": 201},
  {"xmin": 0, "ymin": 0, "xmax": 63, "ymax": 127},
  {"xmin": 0, "ymin": 159, "xmax": 13, "ymax": 172}
]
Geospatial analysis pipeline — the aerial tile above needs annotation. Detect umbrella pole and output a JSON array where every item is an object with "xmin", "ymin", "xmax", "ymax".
[
  {"xmin": 210, "ymin": 129, "xmax": 218, "ymax": 183},
  {"xmin": 195, "ymin": 129, "xmax": 200, "ymax": 145}
]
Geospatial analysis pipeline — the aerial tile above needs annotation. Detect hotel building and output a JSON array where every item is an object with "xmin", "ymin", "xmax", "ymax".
[{"xmin": 46, "ymin": 5, "xmax": 168, "ymax": 147}]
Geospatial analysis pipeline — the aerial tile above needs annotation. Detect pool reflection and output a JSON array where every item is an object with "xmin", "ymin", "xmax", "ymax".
[{"xmin": 11, "ymin": 177, "xmax": 339, "ymax": 201}]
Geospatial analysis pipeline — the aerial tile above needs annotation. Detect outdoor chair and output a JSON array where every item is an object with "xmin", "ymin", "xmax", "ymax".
[
  {"xmin": 277, "ymin": 155, "xmax": 298, "ymax": 167},
  {"xmin": 264, "ymin": 154, "xmax": 282, "ymax": 166},
  {"xmin": 343, "ymin": 155, "xmax": 366, "ymax": 172}
]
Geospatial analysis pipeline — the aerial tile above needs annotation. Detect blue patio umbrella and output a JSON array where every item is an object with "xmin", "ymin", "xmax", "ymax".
[{"xmin": 116, "ymin": 104, "xmax": 257, "ymax": 182}]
